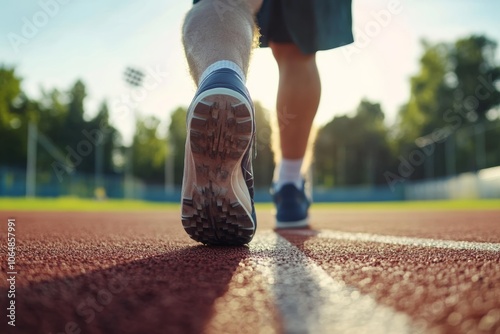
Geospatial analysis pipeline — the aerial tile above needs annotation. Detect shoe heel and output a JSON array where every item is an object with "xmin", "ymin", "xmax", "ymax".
[{"xmin": 181, "ymin": 94, "xmax": 255, "ymax": 245}]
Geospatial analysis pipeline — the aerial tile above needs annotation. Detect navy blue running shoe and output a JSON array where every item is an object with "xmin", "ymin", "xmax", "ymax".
[
  {"xmin": 271, "ymin": 181, "xmax": 310, "ymax": 228},
  {"xmin": 181, "ymin": 68, "xmax": 257, "ymax": 245}
]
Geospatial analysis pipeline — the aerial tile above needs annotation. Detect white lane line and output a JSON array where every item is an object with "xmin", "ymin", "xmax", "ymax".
[
  {"xmin": 285, "ymin": 230, "xmax": 500, "ymax": 252},
  {"xmin": 248, "ymin": 232, "xmax": 424, "ymax": 334}
]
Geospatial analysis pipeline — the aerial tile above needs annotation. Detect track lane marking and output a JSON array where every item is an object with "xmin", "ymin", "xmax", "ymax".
[
  {"xmin": 283, "ymin": 230, "xmax": 500, "ymax": 252},
  {"xmin": 207, "ymin": 232, "xmax": 424, "ymax": 334}
]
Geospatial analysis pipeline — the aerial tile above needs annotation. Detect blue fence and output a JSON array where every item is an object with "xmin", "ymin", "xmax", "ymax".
[
  {"xmin": 0, "ymin": 166, "xmax": 127, "ymax": 199},
  {"xmin": 1, "ymin": 165, "xmax": 498, "ymax": 202}
]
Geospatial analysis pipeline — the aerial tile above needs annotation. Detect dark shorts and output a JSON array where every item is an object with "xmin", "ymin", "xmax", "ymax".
[
  {"xmin": 192, "ymin": 0, "xmax": 354, "ymax": 54},
  {"xmin": 257, "ymin": 0, "xmax": 353, "ymax": 53}
]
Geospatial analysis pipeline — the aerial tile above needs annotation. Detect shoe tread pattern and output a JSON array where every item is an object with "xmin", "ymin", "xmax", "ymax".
[{"xmin": 182, "ymin": 95, "xmax": 254, "ymax": 245}]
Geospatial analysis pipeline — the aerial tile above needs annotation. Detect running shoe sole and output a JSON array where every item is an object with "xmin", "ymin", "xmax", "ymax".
[{"xmin": 181, "ymin": 88, "xmax": 255, "ymax": 245}]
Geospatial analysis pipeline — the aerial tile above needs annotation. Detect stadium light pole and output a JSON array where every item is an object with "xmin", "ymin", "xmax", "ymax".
[
  {"xmin": 26, "ymin": 122, "xmax": 37, "ymax": 197},
  {"xmin": 95, "ymin": 138, "xmax": 104, "ymax": 190},
  {"xmin": 474, "ymin": 122, "xmax": 486, "ymax": 170},
  {"xmin": 445, "ymin": 134, "xmax": 456, "ymax": 176},
  {"xmin": 165, "ymin": 140, "xmax": 175, "ymax": 193},
  {"xmin": 123, "ymin": 66, "xmax": 145, "ymax": 199},
  {"xmin": 337, "ymin": 145, "xmax": 346, "ymax": 186}
]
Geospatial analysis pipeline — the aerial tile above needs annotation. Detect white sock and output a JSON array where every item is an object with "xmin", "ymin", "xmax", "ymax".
[
  {"xmin": 198, "ymin": 60, "xmax": 246, "ymax": 85},
  {"xmin": 274, "ymin": 158, "xmax": 304, "ymax": 191}
]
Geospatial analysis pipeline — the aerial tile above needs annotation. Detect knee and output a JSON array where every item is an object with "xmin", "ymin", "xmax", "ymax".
[{"xmin": 270, "ymin": 43, "xmax": 316, "ymax": 64}]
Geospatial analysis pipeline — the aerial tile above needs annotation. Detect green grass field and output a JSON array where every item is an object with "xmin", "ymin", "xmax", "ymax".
[
  {"xmin": 0, "ymin": 197, "xmax": 178, "ymax": 211},
  {"xmin": 0, "ymin": 197, "xmax": 499, "ymax": 212}
]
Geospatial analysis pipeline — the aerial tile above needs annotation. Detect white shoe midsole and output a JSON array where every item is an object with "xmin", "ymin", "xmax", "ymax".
[{"xmin": 182, "ymin": 87, "xmax": 254, "ymax": 220}]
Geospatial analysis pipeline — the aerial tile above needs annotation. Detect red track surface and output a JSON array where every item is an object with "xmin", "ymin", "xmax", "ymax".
[{"xmin": 1, "ymin": 209, "xmax": 499, "ymax": 334}]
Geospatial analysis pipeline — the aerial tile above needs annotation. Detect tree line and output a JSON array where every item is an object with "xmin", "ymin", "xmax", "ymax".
[{"xmin": 0, "ymin": 35, "xmax": 499, "ymax": 190}]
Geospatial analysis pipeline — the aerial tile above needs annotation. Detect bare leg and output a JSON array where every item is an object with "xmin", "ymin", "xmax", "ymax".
[
  {"xmin": 180, "ymin": 0, "xmax": 263, "ymax": 245},
  {"xmin": 182, "ymin": 0, "xmax": 263, "ymax": 83},
  {"xmin": 270, "ymin": 43, "xmax": 321, "ymax": 160}
]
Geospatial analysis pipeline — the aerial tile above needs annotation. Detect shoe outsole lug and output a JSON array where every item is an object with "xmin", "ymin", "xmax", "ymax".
[{"xmin": 182, "ymin": 94, "xmax": 255, "ymax": 245}]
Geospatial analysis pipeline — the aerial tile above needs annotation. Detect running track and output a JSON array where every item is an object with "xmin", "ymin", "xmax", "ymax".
[{"xmin": 1, "ymin": 209, "xmax": 499, "ymax": 334}]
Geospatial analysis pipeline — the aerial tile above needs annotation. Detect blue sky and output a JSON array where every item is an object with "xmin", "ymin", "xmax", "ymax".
[{"xmin": 1, "ymin": 1, "xmax": 500, "ymax": 143}]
